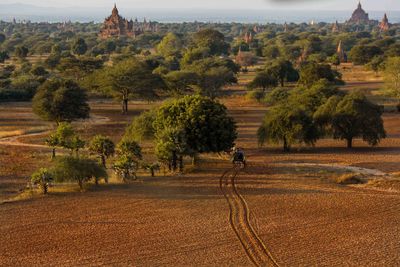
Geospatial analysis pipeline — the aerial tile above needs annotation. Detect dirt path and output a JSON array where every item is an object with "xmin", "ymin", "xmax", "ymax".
[
  {"xmin": 220, "ymin": 167, "xmax": 280, "ymax": 267},
  {"xmin": 0, "ymin": 115, "xmax": 110, "ymax": 148},
  {"xmin": 274, "ymin": 162, "xmax": 389, "ymax": 176}
]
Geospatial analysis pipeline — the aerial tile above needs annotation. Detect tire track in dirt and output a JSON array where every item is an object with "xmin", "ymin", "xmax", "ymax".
[{"xmin": 220, "ymin": 167, "xmax": 279, "ymax": 267}]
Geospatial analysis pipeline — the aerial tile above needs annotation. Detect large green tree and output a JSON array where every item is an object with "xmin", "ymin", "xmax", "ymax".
[
  {"xmin": 248, "ymin": 69, "xmax": 278, "ymax": 93},
  {"xmin": 383, "ymin": 57, "xmax": 400, "ymax": 108},
  {"xmin": 191, "ymin": 29, "xmax": 229, "ymax": 56},
  {"xmin": 88, "ymin": 135, "xmax": 115, "ymax": 169},
  {"xmin": 52, "ymin": 156, "xmax": 107, "ymax": 189},
  {"xmin": 258, "ymin": 104, "xmax": 318, "ymax": 152},
  {"xmin": 314, "ymin": 92, "xmax": 386, "ymax": 148},
  {"xmin": 72, "ymin": 38, "xmax": 88, "ymax": 56},
  {"xmin": 157, "ymin": 32, "xmax": 182, "ymax": 58},
  {"xmin": 32, "ymin": 79, "xmax": 90, "ymax": 124},
  {"xmin": 102, "ymin": 59, "xmax": 165, "ymax": 114},
  {"xmin": 154, "ymin": 95, "xmax": 237, "ymax": 157},
  {"xmin": 298, "ymin": 62, "xmax": 343, "ymax": 88}
]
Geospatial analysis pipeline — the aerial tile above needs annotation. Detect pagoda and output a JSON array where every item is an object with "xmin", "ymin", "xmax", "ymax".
[
  {"xmin": 332, "ymin": 21, "xmax": 340, "ymax": 33},
  {"xmin": 379, "ymin": 13, "xmax": 390, "ymax": 31},
  {"xmin": 347, "ymin": 1, "xmax": 371, "ymax": 24},
  {"xmin": 99, "ymin": 4, "xmax": 157, "ymax": 39},
  {"xmin": 336, "ymin": 41, "xmax": 347, "ymax": 63}
]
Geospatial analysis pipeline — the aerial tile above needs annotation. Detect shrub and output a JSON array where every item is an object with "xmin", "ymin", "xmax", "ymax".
[{"xmin": 336, "ymin": 173, "xmax": 364, "ymax": 185}]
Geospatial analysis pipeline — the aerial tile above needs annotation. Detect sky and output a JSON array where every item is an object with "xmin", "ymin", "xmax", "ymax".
[{"xmin": 0, "ymin": 0, "xmax": 398, "ymax": 10}]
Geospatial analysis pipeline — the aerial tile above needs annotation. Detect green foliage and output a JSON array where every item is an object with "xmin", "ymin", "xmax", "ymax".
[
  {"xmin": 156, "ymin": 32, "xmax": 182, "ymax": 58},
  {"xmin": 0, "ymin": 51, "xmax": 9, "ymax": 63},
  {"xmin": 191, "ymin": 29, "xmax": 229, "ymax": 56},
  {"xmin": 263, "ymin": 87, "xmax": 290, "ymax": 106},
  {"xmin": 383, "ymin": 57, "xmax": 400, "ymax": 101},
  {"xmin": 248, "ymin": 69, "xmax": 278, "ymax": 92},
  {"xmin": 314, "ymin": 92, "xmax": 386, "ymax": 148},
  {"xmin": 298, "ymin": 62, "xmax": 343, "ymax": 87},
  {"xmin": 0, "ymin": 33, "xmax": 5, "ymax": 44},
  {"xmin": 154, "ymin": 95, "xmax": 237, "ymax": 154},
  {"xmin": 88, "ymin": 135, "xmax": 115, "ymax": 168},
  {"xmin": 14, "ymin": 46, "xmax": 29, "ymax": 58},
  {"xmin": 31, "ymin": 168, "xmax": 53, "ymax": 194},
  {"xmin": 269, "ymin": 59, "xmax": 299, "ymax": 87},
  {"xmin": 30, "ymin": 65, "xmax": 49, "ymax": 77},
  {"xmin": 46, "ymin": 122, "xmax": 85, "ymax": 157},
  {"xmin": 113, "ymin": 140, "xmax": 142, "ymax": 182},
  {"xmin": 124, "ymin": 109, "xmax": 157, "ymax": 141},
  {"xmin": 142, "ymin": 162, "xmax": 160, "ymax": 177},
  {"xmin": 258, "ymin": 104, "xmax": 318, "ymax": 152},
  {"xmin": 101, "ymin": 58, "xmax": 165, "ymax": 113},
  {"xmin": 32, "ymin": 78, "xmax": 90, "ymax": 123},
  {"xmin": 155, "ymin": 127, "xmax": 189, "ymax": 171},
  {"xmin": 163, "ymin": 70, "xmax": 198, "ymax": 96},
  {"xmin": 246, "ymin": 90, "xmax": 266, "ymax": 103},
  {"xmin": 72, "ymin": 38, "xmax": 88, "ymax": 55},
  {"xmin": 349, "ymin": 45, "xmax": 383, "ymax": 65},
  {"xmin": 52, "ymin": 156, "xmax": 107, "ymax": 189},
  {"xmin": 57, "ymin": 56, "xmax": 103, "ymax": 80}
]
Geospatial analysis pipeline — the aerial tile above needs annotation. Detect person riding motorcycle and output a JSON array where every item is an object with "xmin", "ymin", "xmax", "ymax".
[{"xmin": 232, "ymin": 147, "xmax": 246, "ymax": 167}]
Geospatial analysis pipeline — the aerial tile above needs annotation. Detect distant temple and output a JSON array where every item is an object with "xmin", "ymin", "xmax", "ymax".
[
  {"xmin": 332, "ymin": 20, "xmax": 340, "ymax": 33},
  {"xmin": 243, "ymin": 31, "xmax": 253, "ymax": 44},
  {"xmin": 347, "ymin": 1, "xmax": 372, "ymax": 24},
  {"xmin": 336, "ymin": 40, "xmax": 347, "ymax": 63},
  {"xmin": 379, "ymin": 13, "xmax": 390, "ymax": 31},
  {"xmin": 99, "ymin": 4, "xmax": 157, "ymax": 39}
]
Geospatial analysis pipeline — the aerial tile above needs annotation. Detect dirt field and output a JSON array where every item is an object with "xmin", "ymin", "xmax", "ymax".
[{"xmin": 1, "ymin": 66, "xmax": 400, "ymax": 266}]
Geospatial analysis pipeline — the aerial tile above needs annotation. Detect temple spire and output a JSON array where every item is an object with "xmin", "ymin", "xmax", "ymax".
[{"xmin": 112, "ymin": 3, "xmax": 119, "ymax": 16}]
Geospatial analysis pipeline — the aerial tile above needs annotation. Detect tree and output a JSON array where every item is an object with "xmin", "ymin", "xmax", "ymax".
[
  {"xmin": 196, "ymin": 66, "xmax": 236, "ymax": 99},
  {"xmin": 157, "ymin": 33, "xmax": 182, "ymax": 58},
  {"xmin": 30, "ymin": 65, "xmax": 49, "ymax": 77},
  {"xmin": 164, "ymin": 70, "xmax": 198, "ymax": 96},
  {"xmin": 155, "ymin": 127, "xmax": 189, "ymax": 172},
  {"xmin": 298, "ymin": 62, "xmax": 343, "ymax": 88},
  {"xmin": 103, "ymin": 59, "xmax": 165, "ymax": 114},
  {"xmin": 366, "ymin": 56, "xmax": 385, "ymax": 75},
  {"xmin": 31, "ymin": 168, "xmax": 53, "ymax": 194},
  {"xmin": 32, "ymin": 78, "xmax": 90, "ymax": 124},
  {"xmin": 0, "ymin": 51, "xmax": 9, "ymax": 63},
  {"xmin": 113, "ymin": 140, "xmax": 142, "ymax": 182},
  {"xmin": 57, "ymin": 56, "xmax": 103, "ymax": 80},
  {"xmin": 258, "ymin": 104, "xmax": 318, "ymax": 152},
  {"xmin": 383, "ymin": 57, "xmax": 400, "ymax": 108},
  {"xmin": 53, "ymin": 156, "xmax": 107, "ymax": 189},
  {"xmin": 191, "ymin": 29, "xmax": 229, "ymax": 56},
  {"xmin": 123, "ymin": 110, "xmax": 157, "ymax": 141},
  {"xmin": 46, "ymin": 123, "xmax": 85, "ymax": 157},
  {"xmin": 314, "ymin": 92, "xmax": 386, "ymax": 148},
  {"xmin": 14, "ymin": 46, "xmax": 29, "ymax": 59},
  {"xmin": 264, "ymin": 87, "xmax": 290, "ymax": 105},
  {"xmin": 349, "ymin": 45, "xmax": 383, "ymax": 65},
  {"xmin": 269, "ymin": 60, "xmax": 299, "ymax": 87},
  {"xmin": 235, "ymin": 51, "xmax": 257, "ymax": 71},
  {"xmin": 248, "ymin": 69, "xmax": 278, "ymax": 93},
  {"xmin": 88, "ymin": 135, "xmax": 115, "ymax": 169},
  {"xmin": 72, "ymin": 38, "xmax": 88, "ymax": 55},
  {"xmin": 0, "ymin": 33, "xmax": 5, "ymax": 44},
  {"xmin": 154, "ymin": 95, "xmax": 237, "ymax": 161}
]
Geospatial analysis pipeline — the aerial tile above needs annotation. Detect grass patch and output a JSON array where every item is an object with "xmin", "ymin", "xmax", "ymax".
[{"xmin": 336, "ymin": 173, "xmax": 364, "ymax": 185}]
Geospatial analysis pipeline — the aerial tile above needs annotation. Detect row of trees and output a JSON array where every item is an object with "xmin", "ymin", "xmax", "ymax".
[{"xmin": 257, "ymin": 78, "xmax": 386, "ymax": 151}]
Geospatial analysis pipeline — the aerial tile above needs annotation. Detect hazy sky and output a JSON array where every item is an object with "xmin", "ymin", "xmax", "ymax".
[{"xmin": 1, "ymin": 0, "xmax": 398, "ymax": 10}]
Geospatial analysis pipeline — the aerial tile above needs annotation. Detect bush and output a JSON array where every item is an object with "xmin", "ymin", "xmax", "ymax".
[
  {"xmin": 336, "ymin": 173, "xmax": 364, "ymax": 185},
  {"xmin": 246, "ymin": 90, "xmax": 265, "ymax": 102}
]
